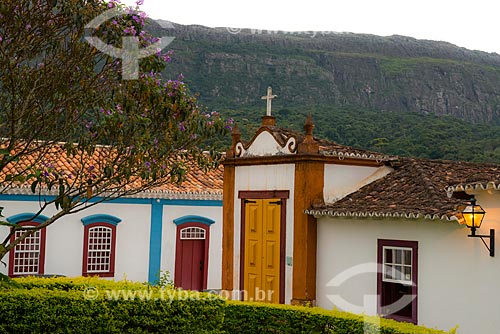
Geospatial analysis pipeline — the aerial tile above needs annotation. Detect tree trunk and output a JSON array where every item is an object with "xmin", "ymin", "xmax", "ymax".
[{"xmin": 0, "ymin": 244, "xmax": 8, "ymax": 264}]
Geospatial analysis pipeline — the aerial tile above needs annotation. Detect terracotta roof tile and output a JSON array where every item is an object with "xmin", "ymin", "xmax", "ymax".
[
  {"xmin": 266, "ymin": 127, "xmax": 393, "ymax": 161},
  {"xmin": 1, "ymin": 143, "xmax": 223, "ymax": 200},
  {"xmin": 307, "ymin": 157, "xmax": 500, "ymax": 221}
]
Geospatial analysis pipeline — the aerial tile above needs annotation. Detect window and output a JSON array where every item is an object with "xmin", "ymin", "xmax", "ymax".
[
  {"xmin": 377, "ymin": 239, "xmax": 418, "ymax": 324},
  {"xmin": 382, "ymin": 247, "xmax": 413, "ymax": 285},
  {"xmin": 8, "ymin": 223, "xmax": 46, "ymax": 277},
  {"xmin": 81, "ymin": 214, "xmax": 121, "ymax": 277},
  {"xmin": 180, "ymin": 226, "xmax": 206, "ymax": 240},
  {"xmin": 6, "ymin": 213, "xmax": 49, "ymax": 278}
]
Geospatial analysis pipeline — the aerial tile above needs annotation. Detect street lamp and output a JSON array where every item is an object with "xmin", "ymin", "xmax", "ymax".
[{"xmin": 462, "ymin": 198, "xmax": 494, "ymax": 257}]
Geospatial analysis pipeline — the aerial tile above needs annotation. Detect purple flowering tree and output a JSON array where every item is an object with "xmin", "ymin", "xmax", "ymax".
[{"xmin": 0, "ymin": 0, "xmax": 231, "ymax": 263}]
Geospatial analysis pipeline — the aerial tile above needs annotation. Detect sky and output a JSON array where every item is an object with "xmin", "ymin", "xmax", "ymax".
[{"xmin": 122, "ymin": 0, "xmax": 500, "ymax": 54}]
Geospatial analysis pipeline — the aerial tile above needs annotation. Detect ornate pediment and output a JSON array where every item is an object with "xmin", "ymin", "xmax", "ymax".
[
  {"xmin": 235, "ymin": 128, "xmax": 297, "ymax": 157},
  {"xmin": 225, "ymin": 87, "xmax": 309, "ymax": 158}
]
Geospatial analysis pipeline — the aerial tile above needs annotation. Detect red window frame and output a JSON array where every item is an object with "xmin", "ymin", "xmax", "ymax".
[
  {"xmin": 8, "ymin": 222, "xmax": 46, "ymax": 277},
  {"xmin": 377, "ymin": 239, "xmax": 418, "ymax": 324},
  {"xmin": 82, "ymin": 222, "xmax": 117, "ymax": 277}
]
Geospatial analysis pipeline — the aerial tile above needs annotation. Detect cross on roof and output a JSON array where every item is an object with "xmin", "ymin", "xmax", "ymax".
[{"xmin": 261, "ymin": 86, "xmax": 277, "ymax": 117}]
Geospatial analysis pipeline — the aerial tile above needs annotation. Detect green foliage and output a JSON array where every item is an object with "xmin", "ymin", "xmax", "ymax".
[
  {"xmin": 0, "ymin": 289, "xmax": 225, "ymax": 334},
  {"xmin": 156, "ymin": 24, "xmax": 500, "ymax": 160},
  {"xmin": 379, "ymin": 57, "xmax": 463, "ymax": 76},
  {"xmin": 11, "ymin": 276, "xmax": 147, "ymax": 291},
  {"xmin": 310, "ymin": 106, "xmax": 500, "ymax": 163},
  {"xmin": 154, "ymin": 270, "xmax": 175, "ymax": 289},
  {"xmin": 0, "ymin": 272, "xmax": 21, "ymax": 289},
  {"xmin": 222, "ymin": 301, "xmax": 455, "ymax": 334},
  {"xmin": 0, "ymin": 277, "xmax": 454, "ymax": 334},
  {"xmin": 0, "ymin": 1, "xmax": 230, "ymax": 263},
  {"xmin": 224, "ymin": 105, "xmax": 500, "ymax": 163},
  {"xmin": 159, "ymin": 24, "xmax": 500, "ymax": 125},
  {"xmin": 0, "ymin": 277, "xmax": 225, "ymax": 333}
]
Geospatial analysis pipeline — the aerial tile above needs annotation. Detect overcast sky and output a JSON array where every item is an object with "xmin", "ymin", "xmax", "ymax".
[{"xmin": 122, "ymin": 0, "xmax": 500, "ymax": 54}]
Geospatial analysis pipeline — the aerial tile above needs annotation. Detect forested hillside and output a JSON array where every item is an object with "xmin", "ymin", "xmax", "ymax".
[{"xmin": 148, "ymin": 21, "xmax": 500, "ymax": 162}]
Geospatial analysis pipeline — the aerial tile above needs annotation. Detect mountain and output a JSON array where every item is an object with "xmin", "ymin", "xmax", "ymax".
[{"xmin": 147, "ymin": 21, "xmax": 500, "ymax": 162}]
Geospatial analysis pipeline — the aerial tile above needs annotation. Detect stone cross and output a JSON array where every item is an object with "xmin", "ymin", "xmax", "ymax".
[{"xmin": 261, "ymin": 86, "xmax": 277, "ymax": 117}]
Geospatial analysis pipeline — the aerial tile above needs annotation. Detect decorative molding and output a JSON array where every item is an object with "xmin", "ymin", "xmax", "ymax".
[
  {"xmin": 234, "ymin": 128, "xmax": 297, "ymax": 158},
  {"xmin": 320, "ymin": 149, "xmax": 389, "ymax": 162},
  {"xmin": 223, "ymin": 154, "xmax": 385, "ymax": 168},
  {"xmin": 173, "ymin": 215, "xmax": 215, "ymax": 226},
  {"xmin": 238, "ymin": 190, "xmax": 290, "ymax": 199},
  {"xmin": 81, "ymin": 214, "xmax": 122, "ymax": 226},
  {"xmin": 0, "ymin": 186, "xmax": 222, "ymax": 201},
  {"xmin": 7, "ymin": 213, "xmax": 50, "ymax": 224},
  {"xmin": 305, "ymin": 209, "xmax": 460, "ymax": 222},
  {"xmin": 298, "ymin": 114, "xmax": 319, "ymax": 154},
  {"xmin": 446, "ymin": 181, "xmax": 500, "ymax": 196},
  {"xmin": 235, "ymin": 142, "xmax": 246, "ymax": 157},
  {"xmin": 125, "ymin": 190, "xmax": 223, "ymax": 201}
]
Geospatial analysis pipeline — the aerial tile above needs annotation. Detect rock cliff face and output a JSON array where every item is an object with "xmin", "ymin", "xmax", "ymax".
[{"xmin": 154, "ymin": 22, "xmax": 500, "ymax": 124}]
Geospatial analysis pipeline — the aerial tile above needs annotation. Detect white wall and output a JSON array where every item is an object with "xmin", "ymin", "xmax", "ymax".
[
  {"xmin": 234, "ymin": 164, "xmax": 295, "ymax": 303},
  {"xmin": 317, "ymin": 192, "xmax": 500, "ymax": 334},
  {"xmin": 323, "ymin": 164, "xmax": 392, "ymax": 203},
  {"xmin": 244, "ymin": 131, "xmax": 295, "ymax": 156},
  {"xmin": 0, "ymin": 200, "xmax": 151, "ymax": 282},
  {"xmin": 161, "ymin": 205, "xmax": 223, "ymax": 289}
]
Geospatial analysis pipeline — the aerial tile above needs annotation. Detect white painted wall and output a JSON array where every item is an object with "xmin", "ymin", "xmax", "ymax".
[
  {"xmin": 241, "ymin": 131, "xmax": 296, "ymax": 156},
  {"xmin": 323, "ymin": 164, "xmax": 392, "ymax": 203},
  {"xmin": 233, "ymin": 164, "xmax": 295, "ymax": 303},
  {"xmin": 0, "ymin": 200, "xmax": 151, "ymax": 282},
  {"xmin": 317, "ymin": 192, "xmax": 500, "ymax": 334},
  {"xmin": 161, "ymin": 205, "xmax": 223, "ymax": 289}
]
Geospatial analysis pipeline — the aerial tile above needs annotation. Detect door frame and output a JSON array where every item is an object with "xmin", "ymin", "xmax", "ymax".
[
  {"xmin": 238, "ymin": 190, "xmax": 289, "ymax": 303},
  {"xmin": 173, "ymin": 216, "xmax": 214, "ymax": 290}
]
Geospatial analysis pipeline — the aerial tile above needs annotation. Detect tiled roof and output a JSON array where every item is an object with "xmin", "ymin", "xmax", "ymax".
[
  {"xmin": 446, "ymin": 177, "xmax": 500, "ymax": 194},
  {"xmin": 1, "ymin": 143, "xmax": 223, "ymax": 200},
  {"xmin": 318, "ymin": 140, "xmax": 390, "ymax": 161},
  {"xmin": 307, "ymin": 157, "xmax": 500, "ymax": 221},
  {"xmin": 137, "ymin": 160, "xmax": 223, "ymax": 200},
  {"xmin": 266, "ymin": 127, "xmax": 393, "ymax": 161}
]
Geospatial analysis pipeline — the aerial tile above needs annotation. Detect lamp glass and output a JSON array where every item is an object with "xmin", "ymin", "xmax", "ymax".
[{"xmin": 462, "ymin": 204, "xmax": 486, "ymax": 228}]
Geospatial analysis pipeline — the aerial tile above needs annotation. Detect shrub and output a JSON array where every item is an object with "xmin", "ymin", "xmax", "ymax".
[
  {"xmin": 221, "ymin": 301, "xmax": 456, "ymax": 334},
  {"xmin": 10, "ymin": 276, "xmax": 147, "ymax": 292},
  {"xmin": 0, "ymin": 273, "xmax": 21, "ymax": 289},
  {"xmin": 0, "ymin": 277, "xmax": 225, "ymax": 334},
  {"xmin": 0, "ymin": 277, "xmax": 456, "ymax": 334}
]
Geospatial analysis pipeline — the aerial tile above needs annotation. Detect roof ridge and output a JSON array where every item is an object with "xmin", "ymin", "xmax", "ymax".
[{"xmin": 404, "ymin": 158, "xmax": 444, "ymax": 195}]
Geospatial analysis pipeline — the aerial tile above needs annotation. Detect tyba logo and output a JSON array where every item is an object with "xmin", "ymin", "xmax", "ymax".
[{"xmin": 85, "ymin": 8, "xmax": 175, "ymax": 80}]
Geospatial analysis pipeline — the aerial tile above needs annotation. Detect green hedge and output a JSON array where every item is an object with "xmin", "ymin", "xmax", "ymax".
[
  {"xmin": 10, "ymin": 276, "xmax": 148, "ymax": 291},
  {"xmin": 0, "ymin": 277, "xmax": 225, "ymax": 334},
  {"xmin": 222, "ymin": 301, "xmax": 456, "ymax": 334},
  {"xmin": 0, "ymin": 277, "xmax": 455, "ymax": 334}
]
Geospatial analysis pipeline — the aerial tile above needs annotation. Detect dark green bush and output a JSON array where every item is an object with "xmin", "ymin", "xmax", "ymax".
[
  {"xmin": 221, "ymin": 301, "xmax": 456, "ymax": 334},
  {"xmin": 0, "ymin": 278, "xmax": 225, "ymax": 334},
  {"xmin": 0, "ymin": 278, "xmax": 455, "ymax": 334}
]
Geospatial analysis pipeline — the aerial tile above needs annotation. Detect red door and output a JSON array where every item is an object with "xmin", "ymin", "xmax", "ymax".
[{"xmin": 174, "ymin": 225, "xmax": 209, "ymax": 291}]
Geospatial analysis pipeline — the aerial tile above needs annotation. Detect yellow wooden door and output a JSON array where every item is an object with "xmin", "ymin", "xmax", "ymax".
[{"xmin": 244, "ymin": 199, "xmax": 281, "ymax": 303}]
